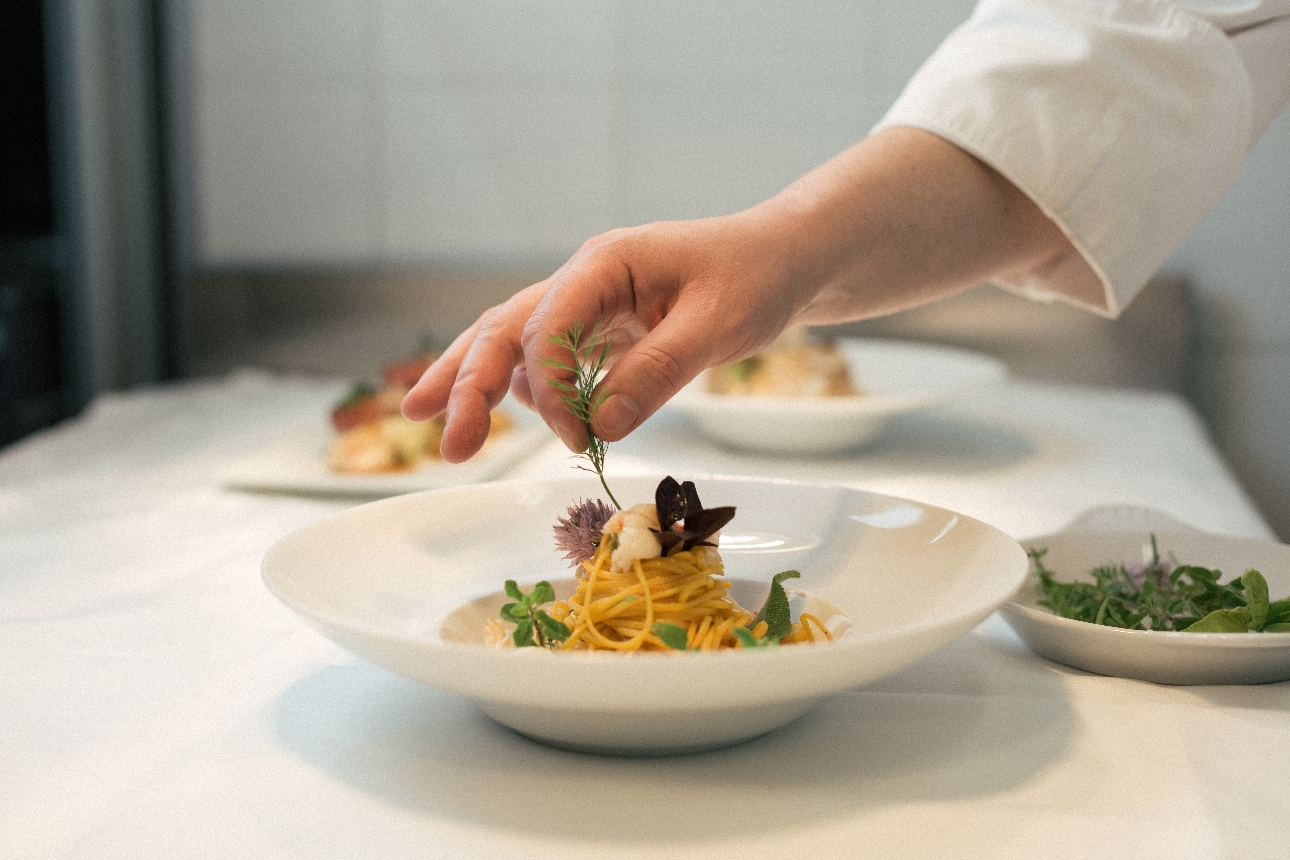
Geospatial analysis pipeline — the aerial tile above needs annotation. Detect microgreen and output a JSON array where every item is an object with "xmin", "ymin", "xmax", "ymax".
[
  {"xmin": 732, "ymin": 626, "xmax": 775, "ymax": 648},
  {"xmin": 1031, "ymin": 541, "xmax": 1288, "ymax": 633},
  {"xmin": 500, "ymin": 580, "xmax": 571, "ymax": 648},
  {"xmin": 651, "ymin": 622, "xmax": 692, "ymax": 651},
  {"xmin": 540, "ymin": 320, "xmax": 620, "ymax": 509}
]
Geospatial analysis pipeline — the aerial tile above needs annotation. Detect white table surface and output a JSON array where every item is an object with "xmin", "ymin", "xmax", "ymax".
[{"xmin": 2, "ymin": 369, "xmax": 1287, "ymax": 860}]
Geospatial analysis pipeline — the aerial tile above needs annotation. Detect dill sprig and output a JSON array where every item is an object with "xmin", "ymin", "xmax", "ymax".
[{"xmin": 540, "ymin": 320, "xmax": 620, "ymax": 510}]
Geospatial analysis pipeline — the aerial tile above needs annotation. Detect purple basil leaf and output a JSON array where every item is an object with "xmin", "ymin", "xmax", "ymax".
[
  {"xmin": 681, "ymin": 481, "xmax": 703, "ymax": 518},
  {"xmin": 655, "ymin": 476, "xmax": 687, "ymax": 531},
  {"xmin": 656, "ymin": 530, "xmax": 686, "ymax": 555},
  {"xmin": 683, "ymin": 506, "xmax": 736, "ymax": 549}
]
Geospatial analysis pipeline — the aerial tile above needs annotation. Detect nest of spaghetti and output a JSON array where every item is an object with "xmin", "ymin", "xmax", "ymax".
[{"xmin": 488, "ymin": 476, "xmax": 838, "ymax": 652}]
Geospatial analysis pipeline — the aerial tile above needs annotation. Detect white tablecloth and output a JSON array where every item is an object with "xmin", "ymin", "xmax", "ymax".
[{"xmin": 2, "ymin": 370, "xmax": 1286, "ymax": 859}]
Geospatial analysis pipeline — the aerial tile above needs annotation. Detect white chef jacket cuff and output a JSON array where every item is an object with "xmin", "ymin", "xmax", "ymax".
[{"xmin": 874, "ymin": 0, "xmax": 1254, "ymax": 318}]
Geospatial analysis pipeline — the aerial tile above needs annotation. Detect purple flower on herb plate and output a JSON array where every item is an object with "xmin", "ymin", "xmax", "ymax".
[
  {"xmin": 1124, "ymin": 559, "xmax": 1176, "ymax": 588},
  {"xmin": 553, "ymin": 498, "xmax": 614, "ymax": 567}
]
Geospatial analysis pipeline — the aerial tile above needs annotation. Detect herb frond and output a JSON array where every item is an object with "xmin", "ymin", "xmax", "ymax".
[{"xmin": 539, "ymin": 320, "xmax": 620, "ymax": 509}]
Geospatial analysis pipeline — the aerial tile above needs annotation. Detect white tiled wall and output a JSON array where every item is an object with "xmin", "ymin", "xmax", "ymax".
[{"xmin": 192, "ymin": 0, "xmax": 975, "ymax": 267}]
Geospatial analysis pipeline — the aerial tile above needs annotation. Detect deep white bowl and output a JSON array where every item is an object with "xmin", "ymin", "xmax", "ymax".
[
  {"xmin": 263, "ymin": 475, "xmax": 1028, "ymax": 754},
  {"xmin": 665, "ymin": 339, "xmax": 1007, "ymax": 455},
  {"xmin": 1000, "ymin": 507, "xmax": 1290, "ymax": 685}
]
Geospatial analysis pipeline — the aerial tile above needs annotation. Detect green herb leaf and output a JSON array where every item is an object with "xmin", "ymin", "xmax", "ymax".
[
  {"xmin": 1183, "ymin": 608, "xmax": 1251, "ymax": 633},
  {"xmin": 651, "ymin": 622, "xmax": 691, "ymax": 651},
  {"xmin": 1242, "ymin": 569, "xmax": 1270, "ymax": 631},
  {"xmin": 512, "ymin": 617, "xmax": 536, "ymax": 647},
  {"xmin": 535, "ymin": 610, "xmax": 571, "ymax": 644},
  {"xmin": 529, "ymin": 580, "xmax": 557, "ymax": 606},
  {"xmin": 732, "ymin": 626, "xmax": 774, "ymax": 648},
  {"xmin": 751, "ymin": 570, "xmax": 801, "ymax": 643},
  {"xmin": 1267, "ymin": 596, "xmax": 1290, "ymax": 627}
]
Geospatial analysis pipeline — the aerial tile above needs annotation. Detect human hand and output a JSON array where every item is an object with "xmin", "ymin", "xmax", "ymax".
[
  {"xmin": 401, "ymin": 211, "xmax": 807, "ymax": 462},
  {"xmin": 402, "ymin": 128, "xmax": 1075, "ymax": 463}
]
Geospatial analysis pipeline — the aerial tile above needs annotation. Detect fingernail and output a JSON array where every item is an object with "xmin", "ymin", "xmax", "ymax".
[
  {"xmin": 597, "ymin": 394, "xmax": 639, "ymax": 439},
  {"xmin": 555, "ymin": 423, "xmax": 582, "ymax": 452}
]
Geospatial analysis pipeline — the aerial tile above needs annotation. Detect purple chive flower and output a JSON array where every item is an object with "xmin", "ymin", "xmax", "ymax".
[
  {"xmin": 1124, "ymin": 559, "xmax": 1175, "ymax": 588},
  {"xmin": 553, "ymin": 498, "xmax": 614, "ymax": 568}
]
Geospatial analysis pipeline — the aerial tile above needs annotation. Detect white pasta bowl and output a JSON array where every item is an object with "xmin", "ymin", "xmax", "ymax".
[
  {"xmin": 665, "ymin": 339, "xmax": 1007, "ymax": 455},
  {"xmin": 1000, "ymin": 506, "xmax": 1290, "ymax": 685},
  {"xmin": 263, "ymin": 475, "xmax": 1028, "ymax": 755}
]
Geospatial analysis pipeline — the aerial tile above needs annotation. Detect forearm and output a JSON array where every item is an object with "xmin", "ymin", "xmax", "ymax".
[{"xmin": 748, "ymin": 125, "xmax": 1078, "ymax": 326}]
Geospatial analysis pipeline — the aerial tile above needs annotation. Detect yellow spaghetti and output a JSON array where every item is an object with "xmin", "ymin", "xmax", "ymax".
[{"xmin": 547, "ymin": 533, "xmax": 834, "ymax": 652}]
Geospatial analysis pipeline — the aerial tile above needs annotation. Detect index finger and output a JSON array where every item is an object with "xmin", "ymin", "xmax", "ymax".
[{"xmin": 403, "ymin": 282, "xmax": 549, "ymax": 462}]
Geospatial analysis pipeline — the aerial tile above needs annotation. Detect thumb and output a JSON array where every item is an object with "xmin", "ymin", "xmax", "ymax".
[{"xmin": 588, "ymin": 311, "xmax": 725, "ymax": 441}]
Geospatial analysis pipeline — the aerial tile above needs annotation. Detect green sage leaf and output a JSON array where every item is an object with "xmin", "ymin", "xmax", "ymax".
[{"xmin": 751, "ymin": 570, "xmax": 801, "ymax": 642}]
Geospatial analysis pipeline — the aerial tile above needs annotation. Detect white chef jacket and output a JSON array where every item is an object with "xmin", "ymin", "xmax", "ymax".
[{"xmin": 875, "ymin": 0, "xmax": 1290, "ymax": 317}]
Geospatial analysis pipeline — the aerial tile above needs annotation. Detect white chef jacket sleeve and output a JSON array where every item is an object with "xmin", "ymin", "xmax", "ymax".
[{"xmin": 874, "ymin": 0, "xmax": 1290, "ymax": 317}]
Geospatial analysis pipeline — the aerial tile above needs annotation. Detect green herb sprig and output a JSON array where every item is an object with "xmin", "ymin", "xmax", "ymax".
[
  {"xmin": 1031, "ymin": 540, "xmax": 1290, "ymax": 632},
  {"xmin": 540, "ymin": 320, "xmax": 620, "ymax": 509},
  {"xmin": 500, "ymin": 580, "xmax": 572, "ymax": 648}
]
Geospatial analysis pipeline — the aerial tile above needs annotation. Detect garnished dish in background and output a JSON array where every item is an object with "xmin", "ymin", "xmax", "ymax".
[
  {"xmin": 1032, "ymin": 536, "xmax": 1290, "ymax": 633},
  {"xmin": 667, "ymin": 338, "xmax": 1007, "ymax": 455},
  {"xmin": 706, "ymin": 327, "xmax": 859, "ymax": 397},
  {"xmin": 327, "ymin": 350, "xmax": 511, "ymax": 474},
  {"xmin": 486, "ymin": 322, "xmax": 843, "ymax": 652}
]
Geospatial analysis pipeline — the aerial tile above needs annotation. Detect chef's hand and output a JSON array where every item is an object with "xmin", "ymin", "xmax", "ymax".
[
  {"xmin": 401, "ymin": 211, "xmax": 804, "ymax": 462},
  {"xmin": 401, "ymin": 127, "xmax": 1073, "ymax": 462}
]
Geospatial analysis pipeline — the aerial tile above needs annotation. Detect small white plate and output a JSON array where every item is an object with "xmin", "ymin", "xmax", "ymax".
[
  {"xmin": 263, "ymin": 475, "xmax": 1028, "ymax": 754},
  {"xmin": 223, "ymin": 398, "xmax": 552, "ymax": 497},
  {"xmin": 1000, "ymin": 506, "xmax": 1290, "ymax": 685},
  {"xmin": 665, "ymin": 339, "xmax": 1007, "ymax": 455}
]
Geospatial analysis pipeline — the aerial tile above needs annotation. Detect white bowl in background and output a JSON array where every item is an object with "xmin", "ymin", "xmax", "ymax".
[{"xmin": 665, "ymin": 339, "xmax": 1007, "ymax": 455}]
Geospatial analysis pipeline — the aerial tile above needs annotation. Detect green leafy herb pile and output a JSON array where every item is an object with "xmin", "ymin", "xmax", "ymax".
[{"xmin": 1031, "ymin": 537, "xmax": 1290, "ymax": 632}]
